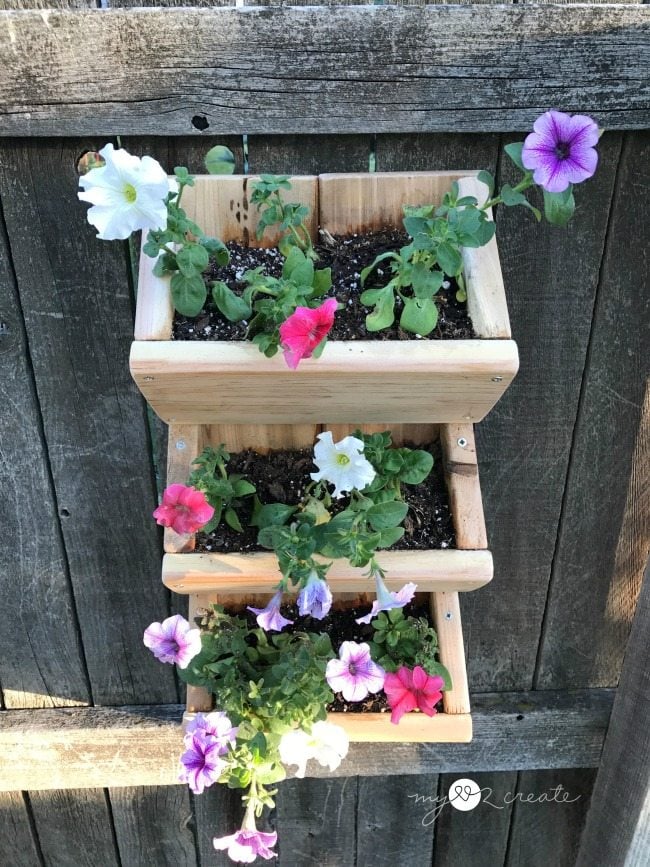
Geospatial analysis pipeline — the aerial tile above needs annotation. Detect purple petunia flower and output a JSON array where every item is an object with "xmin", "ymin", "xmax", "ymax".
[
  {"xmin": 213, "ymin": 828, "xmax": 278, "ymax": 863},
  {"xmin": 184, "ymin": 711, "xmax": 238, "ymax": 749},
  {"xmin": 248, "ymin": 591, "xmax": 294, "ymax": 632},
  {"xmin": 522, "ymin": 110, "xmax": 599, "ymax": 193},
  {"xmin": 355, "ymin": 573, "xmax": 417, "ymax": 625},
  {"xmin": 179, "ymin": 732, "xmax": 227, "ymax": 794},
  {"xmin": 297, "ymin": 572, "xmax": 333, "ymax": 619},
  {"xmin": 143, "ymin": 614, "xmax": 202, "ymax": 668},
  {"xmin": 326, "ymin": 641, "xmax": 385, "ymax": 702}
]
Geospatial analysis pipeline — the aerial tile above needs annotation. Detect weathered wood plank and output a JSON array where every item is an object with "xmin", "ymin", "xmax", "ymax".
[
  {"xmin": 576, "ymin": 561, "xmax": 650, "ymax": 867},
  {"xmin": 109, "ymin": 786, "xmax": 198, "ymax": 867},
  {"xmin": 537, "ymin": 131, "xmax": 650, "ymax": 689},
  {"xmin": 0, "ymin": 139, "xmax": 176, "ymax": 705},
  {"xmin": 247, "ymin": 134, "xmax": 370, "ymax": 174},
  {"xmin": 274, "ymin": 778, "xmax": 357, "ymax": 866},
  {"xmin": 376, "ymin": 132, "xmax": 500, "ymax": 174},
  {"xmin": 0, "ymin": 8, "xmax": 648, "ymax": 136},
  {"xmin": 192, "ymin": 783, "xmax": 243, "ymax": 867},
  {"xmin": 0, "ymin": 792, "xmax": 43, "ymax": 867},
  {"xmin": 466, "ymin": 132, "xmax": 623, "ymax": 690},
  {"xmin": 0, "ymin": 690, "xmax": 613, "ymax": 790},
  {"xmin": 506, "ymin": 769, "xmax": 597, "ymax": 867},
  {"xmin": 29, "ymin": 789, "xmax": 120, "ymax": 866},
  {"xmin": 433, "ymin": 772, "xmax": 517, "ymax": 867},
  {"xmin": 357, "ymin": 775, "xmax": 437, "ymax": 866},
  {"xmin": 0, "ymin": 156, "xmax": 90, "ymax": 710}
]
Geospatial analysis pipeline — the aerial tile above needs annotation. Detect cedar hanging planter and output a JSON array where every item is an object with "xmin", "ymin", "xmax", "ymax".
[
  {"xmin": 161, "ymin": 420, "xmax": 491, "ymax": 744},
  {"xmin": 130, "ymin": 172, "xmax": 519, "ymax": 424}
]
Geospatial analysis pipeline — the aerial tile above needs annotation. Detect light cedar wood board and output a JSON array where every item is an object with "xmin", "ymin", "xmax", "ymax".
[
  {"xmin": 1, "ymin": 7, "xmax": 648, "ymax": 135},
  {"xmin": 130, "ymin": 170, "xmax": 519, "ymax": 424},
  {"xmin": 161, "ymin": 421, "xmax": 492, "ymax": 591}
]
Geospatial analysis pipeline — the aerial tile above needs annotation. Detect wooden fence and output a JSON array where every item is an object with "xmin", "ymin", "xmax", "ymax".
[{"xmin": 0, "ymin": 2, "xmax": 648, "ymax": 865}]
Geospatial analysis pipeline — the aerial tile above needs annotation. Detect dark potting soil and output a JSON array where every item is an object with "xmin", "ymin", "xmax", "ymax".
[
  {"xmin": 172, "ymin": 230, "xmax": 476, "ymax": 342},
  {"xmin": 195, "ymin": 440, "xmax": 456, "ymax": 555},
  {"xmin": 229, "ymin": 599, "xmax": 441, "ymax": 714}
]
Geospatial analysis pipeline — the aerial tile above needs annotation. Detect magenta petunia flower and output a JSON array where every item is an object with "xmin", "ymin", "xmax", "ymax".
[
  {"xmin": 522, "ymin": 110, "xmax": 599, "ymax": 193},
  {"xmin": 184, "ymin": 711, "xmax": 238, "ymax": 749},
  {"xmin": 179, "ymin": 732, "xmax": 227, "ymax": 794},
  {"xmin": 213, "ymin": 828, "xmax": 278, "ymax": 863},
  {"xmin": 326, "ymin": 641, "xmax": 385, "ymax": 702},
  {"xmin": 248, "ymin": 591, "xmax": 294, "ymax": 632},
  {"xmin": 143, "ymin": 614, "xmax": 202, "ymax": 668},
  {"xmin": 153, "ymin": 483, "xmax": 215, "ymax": 535},
  {"xmin": 279, "ymin": 297, "xmax": 338, "ymax": 369},
  {"xmin": 355, "ymin": 573, "xmax": 417, "ymax": 625},
  {"xmin": 383, "ymin": 665, "xmax": 445, "ymax": 725}
]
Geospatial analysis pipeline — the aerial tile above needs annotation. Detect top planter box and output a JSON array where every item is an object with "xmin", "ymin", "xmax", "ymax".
[{"xmin": 130, "ymin": 172, "xmax": 519, "ymax": 424}]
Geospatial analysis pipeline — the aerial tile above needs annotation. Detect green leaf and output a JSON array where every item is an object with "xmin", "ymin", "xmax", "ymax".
[
  {"xmin": 411, "ymin": 264, "xmax": 444, "ymax": 298},
  {"xmin": 436, "ymin": 242, "xmax": 463, "ymax": 277},
  {"xmin": 212, "ymin": 281, "xmax": 252, "ymax": 322},
  {"xmin": 477, "ymin": 170, "xmax": 495, "ymax": 197},
  {"xmin": 543, "ymin": 186, "xmax": 576, "ymax": 227},
  {"xmin": 500, "ymin": 185, "xmax": 542, "ymax": 221},
  {"xmin": 311, "ymin": 268, "xmax": 332, "ymax": 296},
  {"xmin": 376, "ymin": 526, "xmax": 405, "ymax": 548},
  {"xmin": 143, "ymin": 236, "xmax": 162, "ymax": 258},
  {"xmin": 173, "ymin": 166, "xmax": 194, "ymax": 186},
  {"xmin": 403, "ymin": 215, "xmax": 429, "ymax": 239},
  {"xmin": 202, "ymin": 237, "xmax": 230, "ymax": 267},
  {"xmin": 424, "ymin": 660, "xmax": 453, "ymax": 692},
  {"xmin": 232, "ymin": 479, "xmax": 256, "ymax": 497},
  {"xmin": 400, "ymin": 297, "xmax": 438, "ymax": 336},
  {"xmin": 152, "ymin": 252, "xmax": 177, "ymax": 278},
  {"xmin": 282, "ymin": 246, "xmax": 306, "ymax": 280},
  {"xmin": 176, "ymin": 244, "xmax": 210, "ymax": 277},
  {"xmin": 170, "ymin": 272, "xmax": 206, "ymax": 317},
  {"xmin": 224, "ymin": 507, "xmax": 243, "ymax": 532},
  {"xmin": 204, "ymin": 145, "xmax": 236, "ymax": 175},
  {"xmin": 504, "ymin": 142, "xmax": 525, "ymax": 171},
  {"xmin": 251, "ymin": 503, "xmax": 296, "ymax": 529},
  {"xmin": 365, "ymin": 285, "xmax": 396, "ymax": 332},
  {"xmin": 366, "ymin": 501, "xmax": 409, "ymax": 531},
  {"xmin": 400, "ymin": 449, "xmax": 434, "ymax": 484},
  {"xmin": 360, "ymin": 251, "xmax": 397, "ymax": 286}
]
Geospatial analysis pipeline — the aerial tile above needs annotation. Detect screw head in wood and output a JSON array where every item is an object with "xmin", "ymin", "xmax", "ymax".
[
  {"xmin": 491, "ymin": 376, "xmax": 503, "ymax": 382},
  {"xmin": 457, "ymin": 437, "xmax": 468, "ymax": 448},
  {"xmin": 143, "ymin": 376, "xmax": 154, "ymax": 382},
  {"xmin": 176, "ymin": 439, "xmax": 186, "ymax": 450},
  {"xmin": 445, "ymin": 611, "xmax": 453, "ymax": 620}
]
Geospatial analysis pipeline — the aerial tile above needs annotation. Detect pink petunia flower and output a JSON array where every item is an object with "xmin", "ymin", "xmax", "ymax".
[
  {"xmin": 522, "ymin": 110, "xmax": 599, "ymax": 193},
  {"xmin": 279, "ymin": 297, "xmax": 338, "ymax": 369},
  {"xmin": 153, "ymin": 483, "xmax": 215, "ymax": 535},
  {"xmin": 383, "ymin": 665, "xmax": 445, "ymax": 725},
  {"xmin": 326, "ymin": 641, "xmax": 385, "ymax": 702},
  {"xmin": 213, "ymin": 803, "xmax": 278, "ymax": 863},
  {"xmin": 143, "ymin": 614, "xmax": 202, "ymax": 668}
]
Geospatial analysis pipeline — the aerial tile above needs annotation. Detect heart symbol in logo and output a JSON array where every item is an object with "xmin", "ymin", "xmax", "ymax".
[{"xmin": 453, "ymin": 784, "xmax": 472, "ymax": 802}]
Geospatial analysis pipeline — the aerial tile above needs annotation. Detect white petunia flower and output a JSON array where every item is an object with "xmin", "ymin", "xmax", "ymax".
[
  {"xmin": 279, "ymin": 721, "xmax": 350, "ymax": 778},
  {"xmin": 310, "ymin": 431, "xmax": 376, "ymax": 498},
  {"xmin": 78, "ymin": 143, "xmax": 172, "ymax": 240}
]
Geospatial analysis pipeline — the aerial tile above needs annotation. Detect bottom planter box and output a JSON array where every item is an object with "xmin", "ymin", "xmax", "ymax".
[{"xmin": 162, "ymin": 421, "xmax": 491, "ymax": 743}]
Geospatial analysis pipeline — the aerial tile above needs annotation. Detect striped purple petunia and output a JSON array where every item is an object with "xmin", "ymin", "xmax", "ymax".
[
  {"xmin": 179, "ymin": 732, "xmax": 228, "ymax": 794},
  {"xmin": 522, "ymin": 111, "xmax": 599, "ymax": 193},
  {"xmin": 143, "ymin": 614, "xmax": 202, "ymax": 669}
]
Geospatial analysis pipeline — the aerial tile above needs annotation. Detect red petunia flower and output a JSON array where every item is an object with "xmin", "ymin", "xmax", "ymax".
[
  {"xmin": 278, "ymin": 298, "xmax": 338, "ymax": 369},
  {"xmin": 383, "ymin": 665, "xmax": 445, "ymax": 725}
]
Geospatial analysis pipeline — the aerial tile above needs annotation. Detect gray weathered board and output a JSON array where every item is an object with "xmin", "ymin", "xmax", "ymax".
[{"xmin": 0, "ymin": 7, "xmax": 649, "ymax": 135}]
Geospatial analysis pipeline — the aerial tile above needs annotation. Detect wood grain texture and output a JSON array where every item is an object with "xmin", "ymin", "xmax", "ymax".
[
  {"xmin": 433, "ymin": 772, "xmax": 517, "ymax": 867},
  {"xmin": 247, "ymin": 134, "xmax": 370, "ymax": 174},
  {"xmin": 29, "ymin": 789, "xmax": 119, "ymax": 867},
  {"xmin": 576, "ymin": 561, "xmax": 650, "ymax": 867},
  {"xmin": 506, "ymin": 769, "xmax": 597, "ymax": 867},
  {"xmin": 537, "ymin": 131, "xmax": 650, "ymax": 689},
  {"xmin": 431, "ymin": 593, "xmax": 471, "ymax": 715},
  {"xmin": 375, "ymin": 132, "xmax": 501, "ymax": 174},
  {"xmin": 192, "ymin": 783, "xmax": 243, "ymax": 867},
  {"xmin": 357, "ymin": 775, "xmax": 437, "ymax": 867},
  {"xmin": 274, "ymin": 778, "xmax": 357, "ymax": 866},
  {"xmin": 0, "ymin": 155, "xmax": 90, "ymax": 709},
  {"xmin": 1, "ymin": 7, "xmax": 648, "ymax": 135},
  {"xmin": 109, "ymin": 786, "xmax": 198, "ymax": 867},
  {"xmin": 0, "ymin": 792, "xmax": 42, "ymax": 867},
  {"xmin": 0, "ymin": 691, "xmax": 613, "ymax": 789},
  {"xmin": 0, "ymin": 139, "xmax": 176, "ymax": 706},
  {"xmin": 465, "ymin": 131, "xmax": 623, "ymax": 690}
]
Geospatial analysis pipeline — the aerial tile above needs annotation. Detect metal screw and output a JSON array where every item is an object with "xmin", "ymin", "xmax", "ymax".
[
  {"xmin": 176, "ymin": 439, "xmax": 186, "ymax": 451},
  {"xmin": 444, "ymin": 611, "xmax": 453, "ymax": 621},
  {"xmin": 143, "ymin": 376, "xmax": 154, "ymax": 382},
  {"xmin": 491, "ymin": 376, "xmax": 503, "ymax": 382},
  {"xmin": 457, "ymin": 437, "xmax": 468, "ymax": 448}
]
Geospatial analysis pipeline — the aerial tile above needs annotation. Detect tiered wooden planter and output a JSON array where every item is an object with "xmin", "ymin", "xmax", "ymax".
[{"xmin": 132, "ymin": 171, "xmax": 518, "ymax": 745}]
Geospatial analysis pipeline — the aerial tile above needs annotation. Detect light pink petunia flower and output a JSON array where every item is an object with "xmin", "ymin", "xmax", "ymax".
[{"xmin": 143, "ymin": 614, "xmax": 202, "ymax": 668}]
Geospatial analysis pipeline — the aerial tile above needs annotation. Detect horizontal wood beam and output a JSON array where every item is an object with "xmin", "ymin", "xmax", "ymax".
[
  {"xmin": 0, "ymin": 7, "xmax": 648, "ymax": 136},
  {"xmin": 0, "ymin": 689, "xmax": 613, "ymax": 790}
]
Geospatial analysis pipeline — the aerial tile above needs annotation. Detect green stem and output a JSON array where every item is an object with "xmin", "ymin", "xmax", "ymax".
[{"xmin": 481, "ymin": 174, "xmax": 534, "ymax": 211}]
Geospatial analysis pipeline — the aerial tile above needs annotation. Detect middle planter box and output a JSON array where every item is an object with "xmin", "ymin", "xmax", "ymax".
[{"xmin": 161, "ymin": 420, "xmax": 491, "ymax": 744}]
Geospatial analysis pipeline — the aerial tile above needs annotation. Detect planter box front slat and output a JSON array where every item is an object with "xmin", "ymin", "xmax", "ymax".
[{"xmin": 130, "ymin": 171, "xmax": 519, "ymax": 424}]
